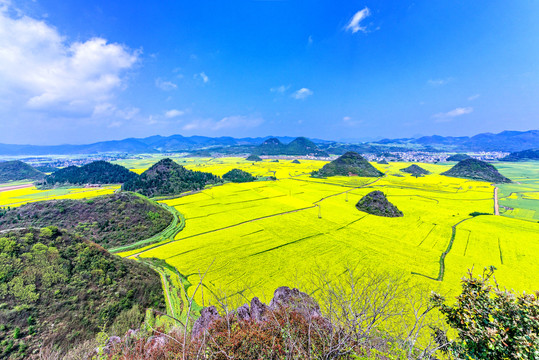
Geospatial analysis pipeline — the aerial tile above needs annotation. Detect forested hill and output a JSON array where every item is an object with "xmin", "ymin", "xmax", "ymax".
[
  {"xmin": 0, "ymin": 192, "xmax": 172, "ymax": 248},
  {"xmin": 41, "ymin": 161, "xmax": 137, "ymax": 187},
  {"xmin": 442, "ymin": 159, "xmax": 511, "ymax": 183},
  {"xmin": 501, "ymin": 149, "xmax": 539, "ymax": 161},
  {"xmin": 0, "ymin": 160, "xmax": 44, "ymax": 182},
  {"xmin": 253, "ymin": 137, "xmax": 329, "ymax": 157},
  {"xmin": 313, "ymin": 151, "xmax": 384, "ymax": 177},
  {"xmin": 122, "ymin": 158, "xmax": 223, "ymax": 197},
  {"xmin": 0, "ymin": 227, "xmax": 164, "ymax": 358}
]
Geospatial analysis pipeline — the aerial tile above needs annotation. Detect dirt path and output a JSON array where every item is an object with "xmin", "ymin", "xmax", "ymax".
[
  {"xmin": 0, "ymin": 183, "xmax": 34, "ymax": 192},
  {"xmin": 494, "ymin": 186, "xmax": 500, "ymax": 215}
]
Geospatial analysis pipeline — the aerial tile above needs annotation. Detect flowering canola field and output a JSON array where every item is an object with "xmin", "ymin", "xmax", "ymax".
[{"xmin": 120, "ymin": 158, "xmax": 539, "ymax": 306}]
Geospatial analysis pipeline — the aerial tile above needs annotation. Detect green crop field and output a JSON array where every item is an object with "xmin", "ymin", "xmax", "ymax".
[
  {"xmin": 119, "ymin": 158, "xmax": 539, "ymax": 310},
  {"xmin": 496, "ymin": 161, "xmax": 539, "ymax": 221}
]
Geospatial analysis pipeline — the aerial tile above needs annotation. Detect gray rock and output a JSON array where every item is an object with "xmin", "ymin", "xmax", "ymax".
[
  {"xmin": 237, "ymin": 303, "xmax": 251, "ymax": 321},
  {"xmin": 250, "ymin": 297, "xmax": 269, "ymax": 321},
  {"xmin": 269, "ymin": 286, "xmax": 321, "ymax": 317},
  {"xmin": 191, "ymin": 305, "xmax": 221, "ymax": 338}
]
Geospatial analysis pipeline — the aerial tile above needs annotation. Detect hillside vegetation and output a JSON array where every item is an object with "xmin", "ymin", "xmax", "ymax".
[
  {"xmin": 222, "ymin": 168, "xmax": 256, "ymax": 183},
  {"xmin": 0, "ymin": 161, "xmax": 44, "ymax": 182},
  {"xmin": 0, "ymin": 192, "xmax": 172, "ymax": 249},
  {"xmin": 253, "ymin": 137, "xmax": 329, "ymax": 157},
  {"xmin": 41, "ymin": 161, "xmax": 137, "ymax": 187},
  {"xmin": 400, "ymin": 164, "xmax": 430, "ymax": 176},
  {"xmin": 442, "ymin": 158, "xmax": 511, "ymax": 183},
  {"xmin": 501, "ymin": 149, "xmax": 539, "ymax": 161},
  {"xmin": 445, "ymin": 153, "xmax": 471, "ymax": 162},
  {"xmin": 312, "ymin": 151, "xmax": 384, "ymax": 177},
  {"xmin": 245, "ymin": 154, "xmax": 262, "ymax": 161},
  {"xmin": 0, "ymin": 227, "xmax": 164, "ymax": 358},
  {"xmin": 356, "ymin": 190, "xmax": 403, "ymax": 217},
  {"xmin": 122, "ymin": 158, "xmax": 223, "ymax": 197}
]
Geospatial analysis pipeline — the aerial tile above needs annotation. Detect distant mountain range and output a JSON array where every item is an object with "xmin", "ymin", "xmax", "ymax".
[
  {"xmin": 374, "ymin": 130, "xmax": 539, "ymax": 152},
  {"xmin": 0, "ymin": 130, "xmax": 537, "ymax": 155},
  {"xmin": 0, "ymin": 135, "xmax": 332, "ymax": 155}
]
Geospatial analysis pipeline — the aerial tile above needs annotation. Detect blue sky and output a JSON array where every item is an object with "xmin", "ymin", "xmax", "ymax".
[{"xmin": 0, "ymin": 0, "xmax": 538, "ymax": 145}]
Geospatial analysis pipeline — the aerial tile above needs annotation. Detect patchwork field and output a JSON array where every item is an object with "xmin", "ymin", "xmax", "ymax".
[
  {"xmin": 119, "ymin": 158, "xmax": 539, "ymax": 308},
  {"xmin": 496, "ymin": 162, "xmax": 539, "ymax": 221}
]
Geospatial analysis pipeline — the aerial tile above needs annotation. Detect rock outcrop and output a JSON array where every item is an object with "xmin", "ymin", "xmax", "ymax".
[{"xmin": 356, "ymin": 190, "xmax": 403, "ymax": 217}]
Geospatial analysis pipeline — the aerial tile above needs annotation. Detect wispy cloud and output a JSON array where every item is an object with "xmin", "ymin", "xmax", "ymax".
[
  {"xmin": 182, "ymin": 115, "xmax": 263, "ymax": 131},
  {"xmin": 427, "ymin": 78, "xmax": 453, "ymax": 87},
  {"xmin": 345, "ymin": 7, "xmax": 370, "ymax": 33},
  {"xmin": 468, "ymin": 94, "xmax": 480, "ymax": 101},
  {"xmin": 433, "ymin": 107, "xmax": 473, "ymax": 122},
  {"xmin": 155, "ymin": 78, "xmax": 177, "ymax": 91},
  {"xmin": 291, "ymin": 88, "xmax": 313, "ymax": 100},
  {"xmin": 164, "ymin": 109, "xmax": 185, "ymax": 118},
  {"xmin": 270, "ymin": 85, "xmax": 290, "ymax": 93},
  {"xmin": 342, "ymin": 116, "xmax": 362, "ymax": 126}
]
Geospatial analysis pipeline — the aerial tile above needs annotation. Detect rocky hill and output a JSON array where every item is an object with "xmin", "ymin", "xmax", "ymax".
[
  {"xmin": 222, "ymin": 169, "xmax": 256, "ymax": 183},
  {"xmin": 122, "ymin": 158, "xmax": 223, "ymax": 197},
  {"xmin": 312, "ymin": 152, "xmax": 383, "ymax": 177},
  {"xmin": 0, "ymin": 160, "xmax": 44, "ymax": 182},
  {"xmin": 400, "ymin": 164, "xmax": 430, "ymax": 176},
  {"xmin": 445, "ymin": 153, "xmax": 471, "ymax": 162},
  {"xmin": 442, "ymin": 158, "xmax": 511, "ymax": 183},
  {"xmin": 355, "ymin": 191, "xmax": 403, "ymax": 217},
  {"xmin": 0, "ymin": 227, "xmax": 164, "ymax": 358},
  {"xmin": 0, "ymin": 192, "xmax": 172, "ymax": 249},
  {"xmin": 42, "ymin": 161, "xmax": 137, "ymax": 187},
  {"xmin": 253, "ymin": 137, "xmax": 328, "ymax": 157},
  {"xmin": 500, "ymin": 149, "xmax": 539, "ymax": 162}
]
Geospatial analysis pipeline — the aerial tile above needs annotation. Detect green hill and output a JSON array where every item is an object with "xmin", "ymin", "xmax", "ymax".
[
  {"xmin": 446, "ymin": 153, "xmax": 471, "ymax": 162},
  {"xmin": 0, "ymin": 227, "xmax": 164, "ymax": 358},
  {"xmin": 500, "ymin": 149, "xmax": 539, "ymax": 162},
  {"xmin": 442, "ymin": 158, "xmax": 511, "ymax": 183},
  {"xmin": 223, "ymin": 169, "xmax": 256, "ymax": 183},
  {"xmin": 122, "ymin": 158, "xmax": 223, "ymax": 197},
  {"xmin": 253, "ymin": 137, "xmax": 328, "ymax": 157},
  {"xmin": 312, "ymin": 152, "xmax": 383, "ymax": 177},
  {"xmin": 356, "ymin": 191, "xmax": 403, "ymax": 217},
  {"xmin": 42, "ymin": 161, "xmax": 137, "ymax": 187},
  {"xmin": 0, "ymin": 192, "xmax": 172, "ymax": 249},
  {"xmin": 400, "ymin": 164, "xmax": 430, "ymax": 176},
  {"xmin": 0, "ymin": 160, "xmax": 44, "ymax": 182},
  {"xmin": 246, "ymin": 154, "xmax": 262, "ymax": 161}
]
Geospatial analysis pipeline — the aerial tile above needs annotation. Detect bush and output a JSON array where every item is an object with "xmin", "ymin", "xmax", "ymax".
[{"xmin": 431, "ymin": 266, "xmax": 539, "ymax": 359}]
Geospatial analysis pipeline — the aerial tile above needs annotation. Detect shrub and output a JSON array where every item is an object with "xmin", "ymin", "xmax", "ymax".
[{"xmin": 431, "ymin": 266, "xmax": 539, "ymax": 359}]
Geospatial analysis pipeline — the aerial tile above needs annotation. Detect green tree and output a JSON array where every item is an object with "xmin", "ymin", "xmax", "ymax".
[{"xmin": 431, "ymin": 267, "xmax": 539, "ymax": 359}]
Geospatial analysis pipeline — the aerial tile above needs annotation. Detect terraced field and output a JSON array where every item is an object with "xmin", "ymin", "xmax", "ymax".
[{"xmin": 119, "ymin": 158, "xmax": 539, "ymax": 308}]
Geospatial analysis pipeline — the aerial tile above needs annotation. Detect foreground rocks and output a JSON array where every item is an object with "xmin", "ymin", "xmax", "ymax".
[{"xmin": 192, "ymin": 286, "xmax": 324, "ymax": 338}]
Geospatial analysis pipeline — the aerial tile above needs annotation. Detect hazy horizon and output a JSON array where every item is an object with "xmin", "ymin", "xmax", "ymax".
[{"xmin": 1, "ymin": 1, "xmax": 538, "ymax": 145}]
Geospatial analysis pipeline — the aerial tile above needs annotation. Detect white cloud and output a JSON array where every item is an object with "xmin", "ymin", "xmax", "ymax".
[
  {"xmin": 0, "ymin": 9, "xmax": 138, "ymax": 114},
  {"xmin": 427, "ymin": 78, "xmax": 453, "ymax": 86},
  {"xmin": 291, "ymin": 88, "xmax": 313, "ymax": 100},
  {"xmin": 155, "ymin": 78, "xmax": 177, "ymax": 91},
  {"xmin": 308, "ymin": 35, "xmax": 313, "ymax": 45},
  {"xmin": 433, "ymin": 107, "xmax": 473, "ymax": 122},
  {"xmin": 346, "ymin": 7, "xmax": 370, "ymax": 33},
  {"xmin": 468, "ymin": 94, "xmax": 480, "ymax": 101},
  {"xmin": 164, "ymin": 109, "xmax": 185, "ymax": 118},
  {"xmin": 194, "ymin": 72, "xmax": 209, "ymax": 83},
  {"xmin": 182, "ymin": 115, "xmax": 263, "ymax": 131},
  {"xmin": 270, "ymin": 85, "xmax": 290, "ymax": 93},
  {"xmin": 343, "ymin": 116, "xmax": 352, "ymax": 122}
]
